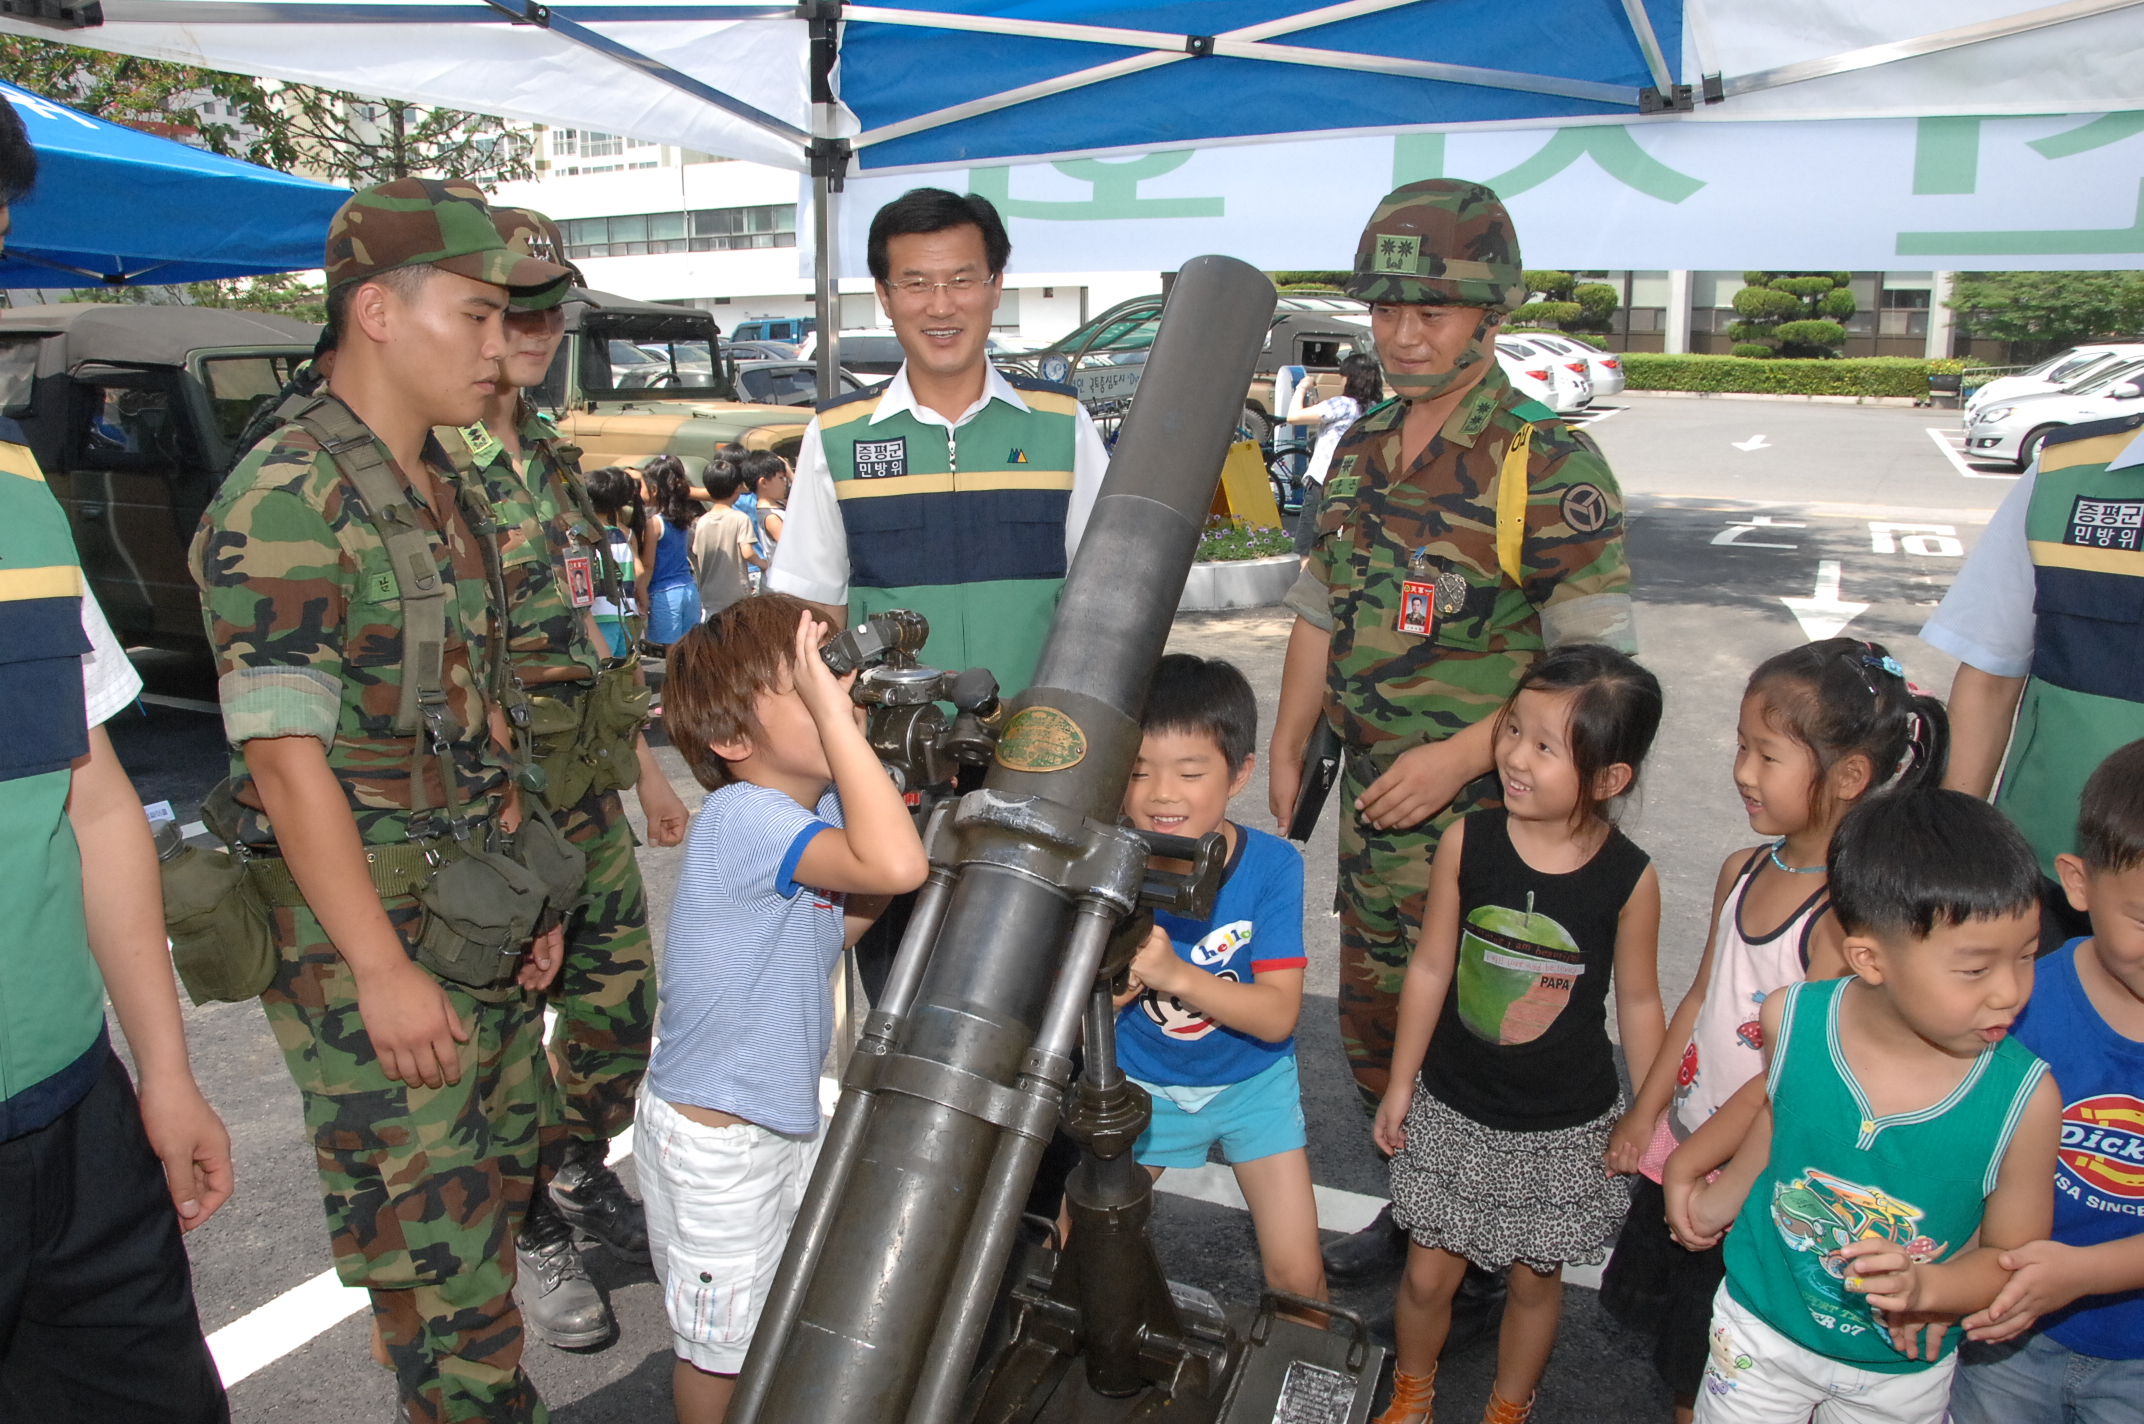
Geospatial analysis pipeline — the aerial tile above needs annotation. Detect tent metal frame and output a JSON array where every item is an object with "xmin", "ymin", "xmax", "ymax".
[{"xmin": 38, "ymin": 0, "xmax": 2144, "ymax": 392}]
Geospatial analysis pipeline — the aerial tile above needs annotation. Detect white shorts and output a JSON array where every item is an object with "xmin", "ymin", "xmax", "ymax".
[
  {"xmin": 1694, "ymin": 1284, "xmax": 1957, "ymax": 1424},
  {"xmin": 636, "ymin": 1087, "xmax": 823, "ymax": 1374}
]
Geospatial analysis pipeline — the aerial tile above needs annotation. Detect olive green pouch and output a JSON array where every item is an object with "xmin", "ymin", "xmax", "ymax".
[
  {"xmin": 580, "ymin": 665, "xmax": 652, "ymax": 797},
  {"xmin": 159, "ymin": 779, "xmax": 278, "ymax": 1006},
  {"xmin": 161, "ymin": 841, "xmax": 278, "ymax": 1005},
  {"xmin": 411, "ymin": 844, "xmax": 549, "ymax": 989},
  {"xmin": 512, "ymin": 804, "xmax": 589, "ymax": 930},
  {"xmin": 525, "ymin": 690, "xmax": 593, "ymax": 810}
]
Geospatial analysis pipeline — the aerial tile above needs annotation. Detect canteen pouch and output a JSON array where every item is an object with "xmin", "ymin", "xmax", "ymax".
[
  {"xmin": 525, "ymin": 690, "xmax": 594, "ymax": 810},
  {"xmin": 580, "ymin": 663, "xmax": 651, "ymax": 797},
  {"xmin": 160, "ymin": 840, "xmax": 278, "ymax": 1006},
  {"xmin": 512, "ymin": 804, "xmax": 588, "ymax": 932},
  {"xmin": 411, "ymin": 844, "xmax": 549, "ymax": 989}
]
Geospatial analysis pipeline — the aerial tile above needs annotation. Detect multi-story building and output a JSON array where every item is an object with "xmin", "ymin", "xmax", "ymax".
[{"xmin": 487, "ymin": 131, "xmax": 1157, "ymax": 344}]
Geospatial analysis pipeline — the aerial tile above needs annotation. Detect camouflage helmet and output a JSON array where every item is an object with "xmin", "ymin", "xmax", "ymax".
[
  {"xmin": 1344, "ymin": 179, "xmax": 1526, "ymax": 312},
  {"xmin": 491, "ymin": 205, "xmax": 585, "ymax": 311},
  {"xmin": 324, "ymin": 177, "xmax": 571, "ymax": 297}
]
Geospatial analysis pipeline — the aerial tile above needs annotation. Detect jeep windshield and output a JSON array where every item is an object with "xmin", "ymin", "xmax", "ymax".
[{"xmin": 581, "ymin": 313, "xmax": 731, "ymax": 399}]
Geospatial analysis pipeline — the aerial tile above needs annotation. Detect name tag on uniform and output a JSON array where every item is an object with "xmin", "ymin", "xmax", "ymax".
[
  {"xmin": 2067, "ymin": 496, "xmax": 2144, "ymax": 551},
  {"xmin": 563, "ymin": 551, "xmax": 596, "ymax": 608},
  {"xmin": 1398, "ymin": 579, "xmax": 1435, "ymax": 636},
  {"xmin": 855, "ymin": 437, "xmax": 908, "ymax": 480}
]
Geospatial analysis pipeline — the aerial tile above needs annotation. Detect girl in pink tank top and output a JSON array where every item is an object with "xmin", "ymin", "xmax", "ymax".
[{"xmin": 1598, "ymin": 637, "xmax": 1951, "ymax": 1423}]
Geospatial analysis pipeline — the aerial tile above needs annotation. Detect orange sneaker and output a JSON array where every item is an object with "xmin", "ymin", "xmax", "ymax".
[
  {"xmin": 1480, "ymin": 1389, "xmax": 1536, "ymax": 1424},
  {"xmin": 1373, "ymin": 1366, "xmax": 1437, "ymax": 1424}
]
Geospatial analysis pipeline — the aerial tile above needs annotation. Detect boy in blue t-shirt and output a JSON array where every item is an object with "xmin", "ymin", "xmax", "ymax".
[
  {"xmin": 1953, "ymin": 740, "xmax": 2144, "ymax": 1423},
  {"xmin": 643, "ymin": 594, "xmax": 929, "ymax": 1424},
  {"xmin": 1113, "ymin": 654, "xmax": 1325, "ymax": 1306}
]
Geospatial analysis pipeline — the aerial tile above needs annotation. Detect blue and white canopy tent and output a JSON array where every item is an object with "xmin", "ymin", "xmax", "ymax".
[
  {"xmin": 0, "ymin": 78, "xmax": 346, "ymax": 287},
  {"xmin": 8, "ymin": 0, "xmax": 2139, "ymax": 382}
]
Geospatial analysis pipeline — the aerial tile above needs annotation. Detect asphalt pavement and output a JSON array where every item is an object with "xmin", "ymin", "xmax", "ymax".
[{"xmin": 104, "ymin": 394, "xmax": 2016, "ymax": 1423}]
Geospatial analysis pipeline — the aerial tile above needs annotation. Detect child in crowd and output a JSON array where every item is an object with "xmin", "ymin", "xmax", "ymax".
[
  {"xmin": 741, "ymin": 449, "xmax": 791, "ymax": 587},
  {"xmin": 641, "ymin": 595, "xmax": 929, "ymax": 1424},
  {"xmin": 643, "ymin": 453, "xmax": 703, "ymax": 649},
  {"xmin": 1665, "ymin": 788, "xmax": 2060, "ymax": 1424},
  {"xmin": 1113, "ymin": 654, "xmax": 1325, "ymax": 1308},
  {"xmin": 585, "ymin": 464, "xmax": 653, "ymax": 658},
  {"xmin": 1375, "ymin": 644, "xmax": 1668, "ymax": 1424},
  {"xmin": 1951, "ymin": 740, "xmax": 2144, "ymax": 1423},
  {"xmin": 689, "ymin": 456, "xmax": 766, "ymax": 620},
  {"xmin": 1601, "ymin": 636, "xmax": 1949, "ymax": 1422}
]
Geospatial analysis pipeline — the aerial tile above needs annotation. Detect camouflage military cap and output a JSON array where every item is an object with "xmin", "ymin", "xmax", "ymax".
[
  {"xmin": 490, "ymin": 205, "xmax": 585, "ymax": 311},
  {"xmin": 1344, "ymin": 179, "xmax": 1527, "ymax": 311},
  {"xmin": 324, "ymin": 177, "xmax": 572, "ymax": 297}
]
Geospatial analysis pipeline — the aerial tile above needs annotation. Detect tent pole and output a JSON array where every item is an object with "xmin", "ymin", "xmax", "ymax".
[{"xmin": 815, "ymin": 171, "xmax": 841, "ymax": 403}]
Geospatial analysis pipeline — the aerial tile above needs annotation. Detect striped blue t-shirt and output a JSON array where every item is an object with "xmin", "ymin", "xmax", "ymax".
[{"xmin": 650, "ymin": 780, "xmax": 845, "ymax": 1137}]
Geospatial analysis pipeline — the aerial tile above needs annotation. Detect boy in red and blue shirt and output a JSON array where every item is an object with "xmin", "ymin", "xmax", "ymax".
[
  {"xmin": 1953, "ymin": 740, "xmax": 2144, "ymax": 1424},
  {"xmin": 1113, "ymin": 654, "xmax": 1325, "ymax": 1307}
]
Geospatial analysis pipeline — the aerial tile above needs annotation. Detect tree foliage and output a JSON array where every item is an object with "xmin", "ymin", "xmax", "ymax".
[
  {"xmin": 1512, "ymin": 270, "xmax": 1619, "ymax": 334},
  {"xmin": 0, "ymin": 36, "xmax": 534, "ymax": 186},
  {"xmin": 1946, "ymin": 271, "xmax": 2144, "ymax": 362},
  {"xmin": 1729, "ymin": 273, "xmax": 1856, "ymax": 357}
]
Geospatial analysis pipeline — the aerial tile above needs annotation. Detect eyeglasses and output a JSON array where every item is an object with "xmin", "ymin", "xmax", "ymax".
[{"xmin": 882, "ymin": 275, "xmax": 996, "ymax": 302}]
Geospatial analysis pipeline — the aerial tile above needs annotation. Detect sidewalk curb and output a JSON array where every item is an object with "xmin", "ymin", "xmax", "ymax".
[{"xmin": 1623, "ymin": 389, "xmax": 1923, "ymax": 408}]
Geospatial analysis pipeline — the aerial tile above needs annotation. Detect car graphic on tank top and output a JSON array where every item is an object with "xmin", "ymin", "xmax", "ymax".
[
  {"xmin": 1138, "ymin": 920, "xmax": 1254, "ymax": 1041},
  {"xmin": 1456, "ymin": 892, "xmax": 1583, "ymax": 1045},
  {"xmin": 1771, "ymin": 1167, "xmax": 1946, "ymax": 1332}
]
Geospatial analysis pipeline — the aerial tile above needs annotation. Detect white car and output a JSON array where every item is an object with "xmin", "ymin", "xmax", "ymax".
[
  {"xmin": 1966, "ymin": 343, "xmax": 2144, "ymax": 415},
  {"xmin": 1496, "ymin": 335, "xmax": 1591, "ymax": 414},
  {"xmin": 1513, "ymin": 331, "xmax": 1625, "ymax": 397},
  {"xmin": 1963, "ymin": 361, "xmax": 2144, "ymax": 468}
]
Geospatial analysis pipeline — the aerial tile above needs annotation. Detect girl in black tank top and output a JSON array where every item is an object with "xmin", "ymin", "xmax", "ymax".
[{"xmin": 1370, "ymin": 646, "xmax": 1666, "ymax": 1424}]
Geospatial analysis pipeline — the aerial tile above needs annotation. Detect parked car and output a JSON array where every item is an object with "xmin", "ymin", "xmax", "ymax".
[
  {"xmin": 1962, "ymin": 360, "xmax": 2144, "ymax": 468},
  {"xmin": 733, "ymin": 359, "xmax": 865, "ymax": 407},
  {"xmin": 1495, "ymin": 335, "xmax": 1591, "ymax": 415},
  {"xmin": 1966, "ymin": 343, "xmax": 2144, "ymax": 415},
  {"xmin": 730, "ymin": 315, "xmax": 816, "ymax": 346},
  {"xmin": 796, "ymin": 329, "xmax": 1041, "ymax": 379},
  {"xmin": 1511, "ymin": 331, "xmax": 1624, "ymax": 397},
  {"xmin": 725, "ymin": 338, "xmax": 799, "ymax": 361}
]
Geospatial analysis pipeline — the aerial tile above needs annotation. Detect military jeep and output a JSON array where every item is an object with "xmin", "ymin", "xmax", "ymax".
[
  {"xmin": 534, "ymin": 289, "xmax": 809, "ymax": 470},
  {"xmin": 12, "ymin": 293, "xmax": 806, "ymax": 654}
]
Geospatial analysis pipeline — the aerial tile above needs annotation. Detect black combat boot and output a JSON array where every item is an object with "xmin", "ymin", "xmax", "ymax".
[
  {"xmin": 515, "ymin": 1190, "xmax": 614, "ymax": 1349},
  {"xmin": 1322, "ymin": 1202, "xmax": 1411, "ymax": 1284},
  {"xmin": 548, "ymin": 1136, "xmax": 651, "ymax": 1262}
]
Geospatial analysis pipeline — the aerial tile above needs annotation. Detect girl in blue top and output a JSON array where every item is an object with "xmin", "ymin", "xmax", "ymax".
[{"xmin": 644, "ymin": 454, "xmax": 703, "ymax": 648}]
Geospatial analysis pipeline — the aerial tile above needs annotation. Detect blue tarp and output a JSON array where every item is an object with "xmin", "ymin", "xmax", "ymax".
[
  {"xmin": 837, "ymin": 0, "xmax": 1684, "ymax": 172},
  {"xmin": 0, "ymin": 80, "xmax": 347, "ymax": 288}
]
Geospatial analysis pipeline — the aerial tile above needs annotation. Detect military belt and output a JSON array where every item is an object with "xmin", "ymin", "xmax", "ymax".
[{"xmin": 247, "ymin": 838, "xmax": 472, "ymax": 906}]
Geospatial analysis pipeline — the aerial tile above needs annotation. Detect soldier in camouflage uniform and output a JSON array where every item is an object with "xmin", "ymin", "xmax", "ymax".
[
  {"xmin": 191, "ymin": 178, "xmax": 572, "ymax": 1423},
  {"xmin": 441, "ymin": 205, "xmax": 690, "ymax": 1348},
  {"xmin": 1266, "ymin": 180, "xmax": 1636, "ymax": 1280}
]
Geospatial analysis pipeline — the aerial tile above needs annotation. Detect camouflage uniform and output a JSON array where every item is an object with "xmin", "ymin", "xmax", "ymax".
[
  {"xmin": 1286, "ymin": 181, "xmax": 1637, "ymax": 1109},
  {"xmin": 191, "ymin": 179, "xmax": 569, "ymax": 1423},
  {"xmin": 445, "ymin": 405, "xmax": 654, "ymax": 1145}
]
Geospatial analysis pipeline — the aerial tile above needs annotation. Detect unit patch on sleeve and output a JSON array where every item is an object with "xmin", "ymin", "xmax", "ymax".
[
  {"xmin": 854, "ymin": 437, "xmax": 909, "ymax": 480},
  {"xmin": 2066, "ymin": 495, "xmax": 2144, "ymax": 552}
]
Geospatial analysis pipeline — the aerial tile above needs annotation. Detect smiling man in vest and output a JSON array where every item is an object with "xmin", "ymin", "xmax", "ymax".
[{"xmin": 766, "ymin": 187, "xmax": 1109, "ymax": 697}]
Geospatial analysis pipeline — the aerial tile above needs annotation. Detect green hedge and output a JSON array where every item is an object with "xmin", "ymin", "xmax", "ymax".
[{"xmin": 1621, "ymin": 354, "xmax": 1949, "ymax": 398}]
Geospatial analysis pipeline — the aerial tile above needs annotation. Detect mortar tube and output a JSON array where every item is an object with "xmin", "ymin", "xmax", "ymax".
[
  {"xmin": 903, "ymin": 900, "xmax": 1120, "ymax": 1424},
  {"xmin": 728, "ymin": 868, "xmax": 959, "ymax": 1424}
]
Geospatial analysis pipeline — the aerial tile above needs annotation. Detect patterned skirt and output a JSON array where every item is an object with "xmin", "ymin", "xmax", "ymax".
[{"xmin": 1387, "ymin": 1087, "xmax": 1632, "ymax": 1274}]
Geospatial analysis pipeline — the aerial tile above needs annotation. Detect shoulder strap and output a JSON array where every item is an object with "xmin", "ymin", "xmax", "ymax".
[
  {"xmin": 1496, "ymin": 421, "xmax": 1534, "ymax": 586},
  {"xmin": 288, "ymin": 396, "xmax": 450, "ymax": 739},
  {"xmin": 528, "ymin": 427, "xmax": 640, "ymax": 658}
]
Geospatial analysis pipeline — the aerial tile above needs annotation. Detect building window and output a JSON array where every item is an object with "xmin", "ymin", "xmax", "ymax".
[{"xmin": 563, "ymin": 204, "xmax": 799, "ymax": 259}]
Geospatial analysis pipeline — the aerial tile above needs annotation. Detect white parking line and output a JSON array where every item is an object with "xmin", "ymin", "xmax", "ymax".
[{"xmin": 1925, "ymin": 426, "xmax": 2020, "ymax": 480}]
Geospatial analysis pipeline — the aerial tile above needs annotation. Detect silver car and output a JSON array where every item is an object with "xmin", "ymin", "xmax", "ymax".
[
  {"xmin": 1963, "ymin": 360, "xmax": 2144, "ymax": 468},
  {"xmin": 1514, "ymin": 332, "xmax": 1625, "ymax": 396},
  {"xmin": 1496, "ymin": 335, "xmax": 1591, "ymax": 414}
]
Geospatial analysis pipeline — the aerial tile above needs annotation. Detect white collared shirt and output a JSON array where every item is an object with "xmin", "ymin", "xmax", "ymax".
[
  {"xmin": 1922, "ymin": 427, "xmax": 2144, "ymax": 677},
  {"xmin": 766, "ymin": 361, "xmax": 1110, "ymax": 606}
]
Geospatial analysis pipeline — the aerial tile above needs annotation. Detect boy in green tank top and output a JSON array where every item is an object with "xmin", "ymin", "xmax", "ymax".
[{"xmin": 1664, "ymin": 789, "xmax": 2061, "ymax": 1423}]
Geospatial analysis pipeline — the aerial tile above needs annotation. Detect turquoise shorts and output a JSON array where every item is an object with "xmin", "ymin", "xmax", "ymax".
[{"xmin": 1131, "ymin": 1054, "xmax": 1306, "ymax": 1169}]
